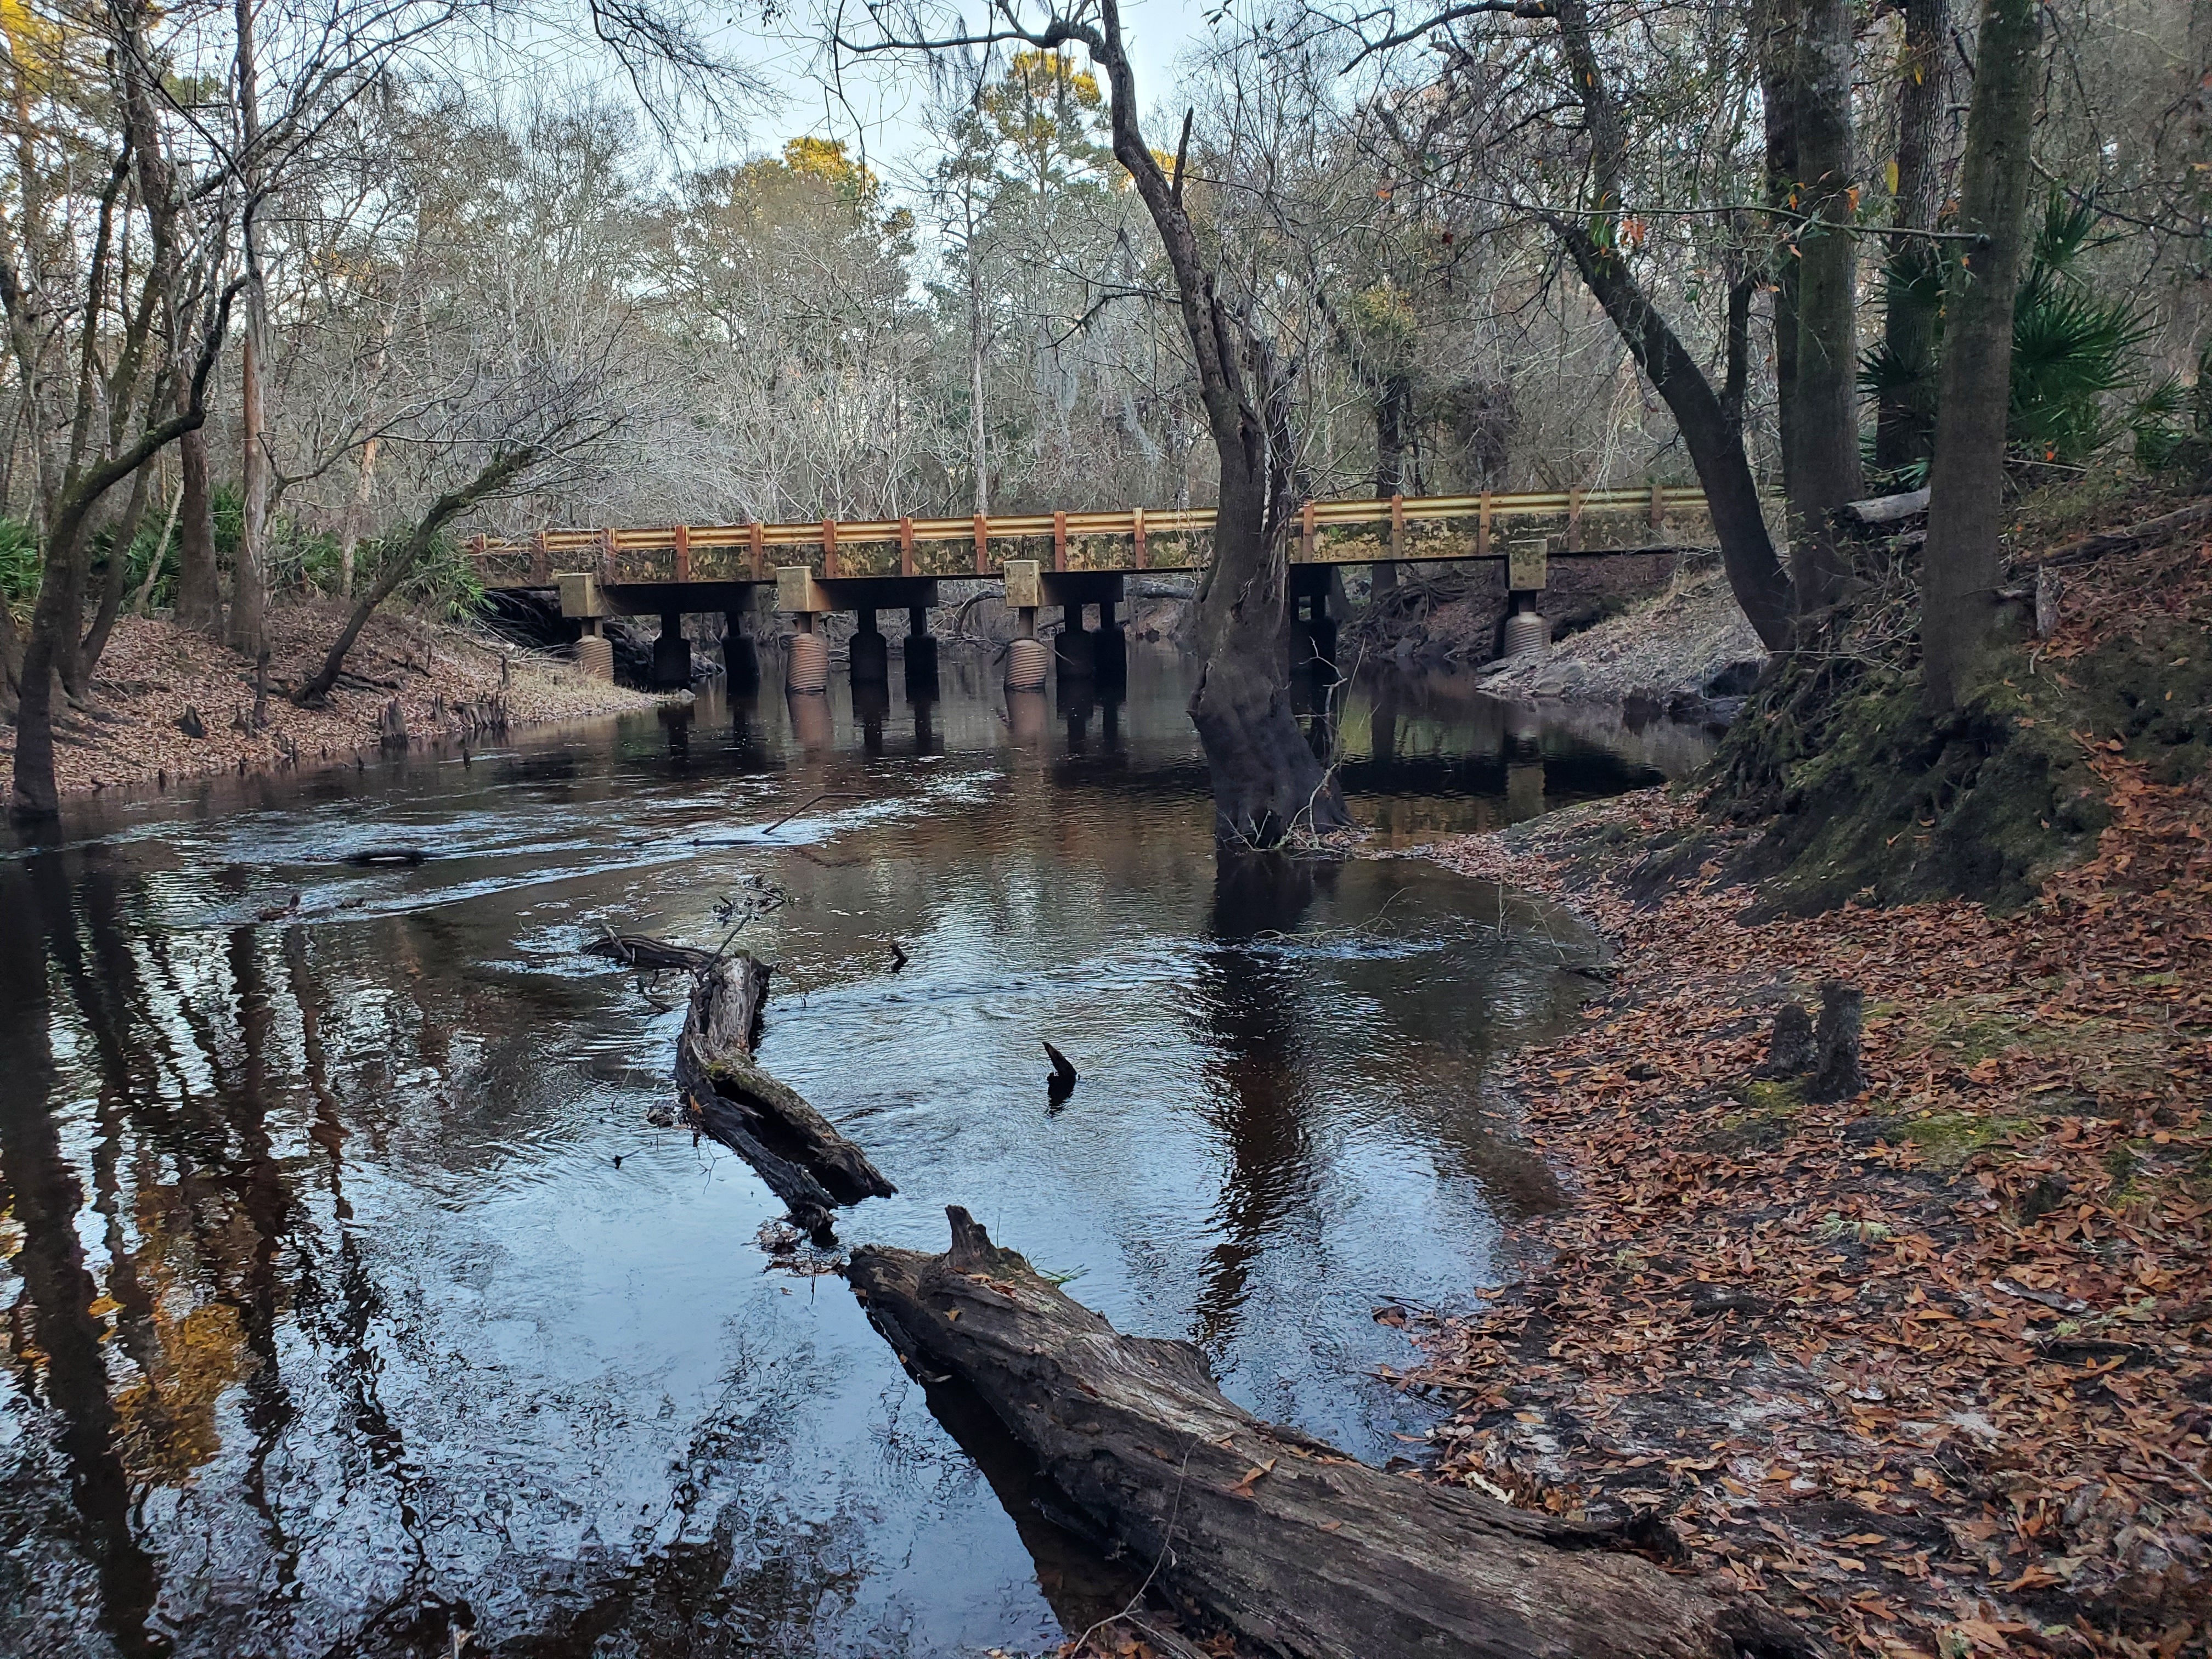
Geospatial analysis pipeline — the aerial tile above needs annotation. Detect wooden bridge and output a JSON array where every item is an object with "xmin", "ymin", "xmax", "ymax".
[{"xmin": 467, "ymin": 485, "xmax": 1720, "ymax": 687}]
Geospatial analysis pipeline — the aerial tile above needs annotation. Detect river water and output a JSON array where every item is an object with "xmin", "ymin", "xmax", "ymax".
[{"xmin": 0, "ymin": 651, "xmax": 1707, "ymax": 1658}]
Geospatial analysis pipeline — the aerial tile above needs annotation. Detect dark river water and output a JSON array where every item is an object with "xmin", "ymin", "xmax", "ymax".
[{"xmin": 0, "ymin": 651, "xmax": 1707, "ymax": 1659}]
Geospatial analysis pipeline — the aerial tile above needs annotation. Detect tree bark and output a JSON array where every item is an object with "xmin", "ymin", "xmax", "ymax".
[
  {"xmin": 72, "ymin": 456, "xmax": 156, "ymax": 693},
  {"xmin": 673, "ymin": 952, "xmax": 895, "ymax": 1231},
  {"xmin": 1551, "ymin": 0, "xmax": 1795, "ymax": 652},
  {"xmin": 1756, "ymin": 0, "xmax": 1804, "ymax": 496},
  {"xmin": 130, "ymin": 480, "xmax": 182, "ymax": 617},
  {"xmin": 849, "ymin": 1208, "xmax": 1815, "ymax": 1659},
  {"xmin": 1075, "ymin": 0, "xmax": 1349, "ymax": 843},
  {"xmin": 1370, "ymin": 370, "xmax": 1413, "ymax": 594},
  {"xmin": 227, "ymin": 0, "xmax": 269, "ymax": 658},
  {"xmin": 1873, "ymin": 0, "xmax": 1951, "ymax": 472},
  {"xmin": 1920, "ymin": 0, "xmax": 2041, "ymax": 713},
  {"xmin": 1786, "ymin": 0, "xmax": 1864, "ymax": 612},
  {"xmin": 172, "ymin": 422, "xmax": 222, "ymax": 633},
  {"xmin": 336, "ymin": 433, "xmax": 380, "ymax": 601},
  {"xmin": 229, "ymin": 307, "xmax": 270, "ymax": 656}
]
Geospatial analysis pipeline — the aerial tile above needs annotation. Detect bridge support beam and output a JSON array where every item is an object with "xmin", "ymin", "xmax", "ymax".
[
  {"xmin": 786, "ymin": 611, "xmax": 830, "ymax": 694},
  {"xmin": 851, "ymin": 607, "xmax": 889, "ymax": 685},
  {"xmin": 1093, "ymin": 598, "xmax": 1126, "ymax": 682},
  {"xmin": 574, "ymin": 618, "xmax": 613, "ymax": 683},
  {"xmin": 652, "ymin": 611, "xmax": 692, "ymax": 688},
  {"xmin": 1054, "ymin": 601, "xmax": 1092, "ymax": 680},
  {"xmin": 1005, "ymin": 560, "xmax": 1049, "ymax": 690},
  {"xmin": 903, "ymin": 605, "xmax": 939, "ymax": 696},
  {"xmin": 723, "ymin": 611, "xmax": 759, "ymax": 690}
]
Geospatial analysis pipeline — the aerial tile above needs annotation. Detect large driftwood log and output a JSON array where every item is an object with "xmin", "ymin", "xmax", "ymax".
[
  {"xmin": 850, "ymin": 1209, "xmax": 1815, "ymax": 1659},
  {"xmin": 673, "ymin": 953, "xmax": 894, "ymax": 1230},
  {"xmin": 583, "ymin": 932, "xmax": 715, "ymax": 973}
]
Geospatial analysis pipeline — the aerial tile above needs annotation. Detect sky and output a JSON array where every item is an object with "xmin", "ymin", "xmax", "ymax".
[{"xmin": 489, "ymin": 0, "xmax": 1234, "ymax": 180}]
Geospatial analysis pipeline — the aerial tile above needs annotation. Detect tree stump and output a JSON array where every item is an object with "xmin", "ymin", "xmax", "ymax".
[
  {"xmin": 1758, "ymin": 1002, "xmax": 1816, "ymax": 1077},
  {"xmin": 1808, "ymin": 980, "xmax": 1867, "ymax": 1103},
  {"xmin": 673, "ymin": 952, "xmax": 894, "ymax": 1234}
]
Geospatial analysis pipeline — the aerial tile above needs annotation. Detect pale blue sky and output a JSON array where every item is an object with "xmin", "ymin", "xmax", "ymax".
[{"xmin": 663, "ymin": 0, "xmax": 1229, "ymax": 174}]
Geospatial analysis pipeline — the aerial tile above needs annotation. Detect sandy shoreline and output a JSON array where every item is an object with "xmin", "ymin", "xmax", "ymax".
[{"xmin": 4, "ymin": 601, "xmax": 659, "ymax": 801}]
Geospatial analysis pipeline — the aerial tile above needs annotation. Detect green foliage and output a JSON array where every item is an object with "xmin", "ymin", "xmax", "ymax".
[
  {"xmin": 354, "ymin": 528, "xmax": 486, "ymax": 620},
  {"xmin": 0, "ymin": 515, "xmax": 38, "ymax": 608},
  {"xmin": 2129, "ymin": 338, "xmax": 2212, "ymax": 476},
  {"xmin": 2006, "ymin": 200, "xmax": 2150, "ymax": 464},
  {"xmin": 1859, "ymin": 195, "xmax": 2153, "ymax": 485}
]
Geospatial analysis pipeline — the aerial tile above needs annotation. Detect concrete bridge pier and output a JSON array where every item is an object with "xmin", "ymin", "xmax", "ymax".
[
  {"xmin": 851, "ymin": 607, "xmax": 889, "ymax": 685},
  {"xmin": 853, "ymin": 681, "xmax": 890, "ymax": 755},
  {"xmin": 776, "ymin": 568, "xmax": 933, "ymax": 696},
  {"xmin": 574, "ymin": 618, "xmax": 613, "ymax": 683},
  {"xmin": 651, "ymin": 611, "xmax": 692, "ymax": 687},
  {"xmin": 722, "ymin": 612, "xmax": 759, "ymax": 690},
  {"xmin": 786, "ymin": 612, "xmax": 830, "ymax": 694},
  {"xmin": 902, "ymin": 605, "xmax": 939, "ymax": 696},
  {"xmin": 1054, "ymin": 602, "xmax": 1093, "ymax": 680},
  {"xmin": 1092, "ymin": 599, "xmax": 1127, "ymax": 683},
  {"xmin": 1003, "ymin": 560, "xmax": 1049, "ymax": 690}
]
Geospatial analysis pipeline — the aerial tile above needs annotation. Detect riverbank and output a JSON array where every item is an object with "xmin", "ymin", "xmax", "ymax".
[
  {"xmin": 1472, "ymin": 554, "xmax": 1769, "ymax": 720},
  {"xmin": 1390, "ymin": 519, "xmax": 2212, "ymax": 1656},
  {"xmin": 2, "ymin": 601, "xmax": 657, "ymax": 799}
]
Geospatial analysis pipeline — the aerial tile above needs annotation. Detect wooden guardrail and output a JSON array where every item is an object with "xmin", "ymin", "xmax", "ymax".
[{"xmin": 467, "ymin": 484, "xmax": 1717, "ymax": 590}]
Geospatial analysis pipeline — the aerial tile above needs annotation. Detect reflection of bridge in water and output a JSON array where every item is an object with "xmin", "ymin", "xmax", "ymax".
[
  {"xmin": 470, "ymin": 486, "xmax": 1721, "ymax": 691},
  {"xmin": 655, "ymin": 655, "xmax": 1700, "ymax": 846}
]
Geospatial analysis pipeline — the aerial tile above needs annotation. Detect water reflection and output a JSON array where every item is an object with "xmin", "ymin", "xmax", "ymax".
[{"xmin": 0, "ymin": 650, "xmax": 1704, "ymax": 1657}]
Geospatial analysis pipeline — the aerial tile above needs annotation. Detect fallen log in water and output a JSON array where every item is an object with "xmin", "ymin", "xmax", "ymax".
[
  {"xmin": 674, "ymin": 952, "xmax": 895, "ymax": 1233},
  {"xmin": 583, "ymin": 932, "xmax": 716, "ymax": 973},
  {"xmin": 850, "ymin": 1209, "xmax": 1816, "ymax": 1659}
]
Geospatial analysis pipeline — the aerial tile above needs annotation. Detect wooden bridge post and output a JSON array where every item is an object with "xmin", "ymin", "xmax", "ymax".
[
  {"xmin": 749, "ymin": 522, "xmax": 765, "ymax": 581},
  {"xmin": 1649, "ymin": 479, "xmax": 1666, "ymax": 531},
  {"xmin": 531, "ymin": 531, "xmax": 549, "ymax": 584},
  {"xmin": 899, "ymin": 516, "xmax": 916, "ymax": 578},
  {"xmin": 673, "ymin": 523, "xmax": 691, "ymax": 584},
  {"xmin": 1390, "ymin": 492, "xmax": 1406, "ymax": 560},
  {"xmin": 597, "ymin": 528, "xmax": 616, "ymax": 586},
  {"xmin": 1132, "ymin": 506, "xmax": 1148, "ymax": 570},
  {"xmin": 973, "ymin": 514, "xmax": 989, "ymax": 576},
  {"xmin": 1052, "ymin": 510, "xmax": 1068, "ymax": 574},
  {"xmin": 821, "ymin": 517, "xmax": 839, "ymax": 579},
  {"xmin": 1479, "ymin": 491, "xmax": 1492, "ymax": 558},
  {"xmin": 1301, "ymin": 500, "xmax": 1316, "ymax": 560}
]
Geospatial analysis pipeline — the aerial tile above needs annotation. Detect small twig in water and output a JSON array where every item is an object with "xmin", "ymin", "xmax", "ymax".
[{"xmin": 765, "ymin": 791, "xmax": 865, "ymax": 833}]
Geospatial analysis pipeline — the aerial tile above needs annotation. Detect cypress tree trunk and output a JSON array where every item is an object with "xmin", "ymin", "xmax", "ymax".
[
  {"xmin": 1371, "ymin": 370, "xmax": 1413, "ymax": 595},
  {"xmin": 226, "ymin": 0, "xmax": 269, "ymax": 658},
  {"xmin": 1756, "ymin": 0, "xmax": 1804, "ymax": 497},
  {"xmin": 228, "ymin": 302, "xmax": 269, "ymax": 656},
  {"xmin": 1787, "ymin": 0, "xmax": 1864, "ymax": 613},
  {"xmin": 1920, "ymin": 0, "xmax": 2042, "ymax": 713},
  {"xmin": 171, "ymin": 422, "xmax": 223, "ymax": 633},
  {"xmin": 1874, "ymin": 0, "xmax": 1951, "ymax": 471},
  {"xmin": 1074, "ymin": 0, "xmax": 1349, "ymax": 843}
]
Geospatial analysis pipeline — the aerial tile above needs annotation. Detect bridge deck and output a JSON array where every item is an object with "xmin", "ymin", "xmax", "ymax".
[{"xmin": 469, "ymin": 486, "xmax": 1717, "ymax": 606}]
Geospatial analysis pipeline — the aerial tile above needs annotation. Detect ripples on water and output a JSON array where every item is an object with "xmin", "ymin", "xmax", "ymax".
[{"xmin": 0, "ymin": 652, "xmax": 1707, "ymax": 1658}]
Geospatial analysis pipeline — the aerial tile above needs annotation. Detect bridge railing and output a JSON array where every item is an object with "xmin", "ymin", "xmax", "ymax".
[{"xmin": 467, "ymin": 484, "xmax": 1716, "ymax": 589}]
